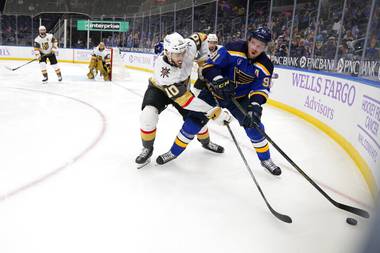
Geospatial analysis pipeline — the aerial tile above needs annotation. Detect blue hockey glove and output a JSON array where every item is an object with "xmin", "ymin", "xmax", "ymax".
[
  {"xmin": 242, "ymin": 103, "xmax": 262, "ymax": 128},
  {"xmin": 211, "ymin": 76, "xmax": 235, "ymax": 100}
]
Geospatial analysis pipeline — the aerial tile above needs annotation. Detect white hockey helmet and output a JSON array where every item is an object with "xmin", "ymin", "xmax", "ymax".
[
  {"xmin": 39, "ymin": 25, "xmax": 47, "ymax": 37},
  {"xmin": 163, "ymin": 32, "xmax": 187, "ymax": 54},
  {"xmin": 38, "ymin": 25, "xmax": 46, "ymax": 33},
  {"xmin": 207, "ymin": 34, "xmax": 218, "ymax": 43}
]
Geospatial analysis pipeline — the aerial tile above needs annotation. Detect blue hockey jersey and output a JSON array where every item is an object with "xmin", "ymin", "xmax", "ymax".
[{"xmin": 202, "ymin": 40, "xmax": 274, "ymax": 104}]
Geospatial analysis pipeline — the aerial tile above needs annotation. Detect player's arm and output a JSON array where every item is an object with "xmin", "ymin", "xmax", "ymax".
[
  {"xmin": 201, "ymin": 46, "xmax": 231, "ymax": 82},
  {"xmin": 33, "ymin": 41, "xmax": 42, "ymax": 60},
  {"xmin": 150, "ymin": 77, "xmax": 213, "ymax": 112},
  {"xmin": 151, "ymin": 77, "xmax": 231, "ymax": 124},
  {"xmin": 242, "ymin": 61, "xmax": 274, "ymax": 128},
  {"xmin": 51, "ymin": 36, "xmax": 58, "ymax": 54},
  {"xmin": 248, "ymin": 61, "xmax": 274, "ymax": 106}
]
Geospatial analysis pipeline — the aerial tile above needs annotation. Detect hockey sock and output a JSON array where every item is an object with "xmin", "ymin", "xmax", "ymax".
[
  {"xmin": 40, "ymin": 62, "xmax": 48, "ymax": 78},
  {"xmin": 140, "ymin": 128, "xmax": 156, "ymax": 148},
  {"xmin": 52, "ymin": 64, "xmax": 62, "ymax": 77},
  {"xmin": 170, "ymin": 118, "xmax": 203, "ymax": 156},
  {"xmin": 245, "ymin": 123, "xmax": 270, "ymax": 160},
  {"xmin": 196, "ymin": 126, "xmax": 210, "ymax": 145}
]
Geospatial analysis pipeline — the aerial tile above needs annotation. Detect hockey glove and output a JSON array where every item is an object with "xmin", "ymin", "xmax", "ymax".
[
  {"xmin": 35, "ymin": 52, "xmax": 41, "ymax": 61},
  {"xmin": 211, "ymin": 76, "xmax": 235, "ymax": 100},
  {"xmin": 51, "ymin": 47, "xmax": 58, "ymax": 54},
  {"xmin": 207, "ymin": 107, "xmax": 232, "ymax": 125},
  {"xmin": 241, "ymin": 102, "xmax": 262, "ymax": 129}
]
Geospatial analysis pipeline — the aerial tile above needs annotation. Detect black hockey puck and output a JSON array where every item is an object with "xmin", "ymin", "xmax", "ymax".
[{"xmin": 346, "ymin": 217, "xmax": 358, "ymax": 225}]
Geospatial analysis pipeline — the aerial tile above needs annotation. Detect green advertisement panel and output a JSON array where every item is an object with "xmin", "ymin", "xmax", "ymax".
[{"xmin": 77, "ymin": 20, "xmax": 129, "ymax": 32}]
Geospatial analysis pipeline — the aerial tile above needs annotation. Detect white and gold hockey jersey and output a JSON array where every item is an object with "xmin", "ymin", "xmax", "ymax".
[
  {"xmin": 91, "ymin": 46, "xmax": 111, "ymax": 62},
  {"xmin": 150, "ymin": 33, "xmax": 213, "ymax": 113},
  {"xmin": 34, "ymin": 33, "xmax": 57, "ymax": 55}
]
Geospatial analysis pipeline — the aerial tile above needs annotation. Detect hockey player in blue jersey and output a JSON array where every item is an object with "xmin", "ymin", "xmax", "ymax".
[
  {"xmin": 156, "ymin": 27, "xmax": 281, "ymax": 175},
  {"xmin": 199, "ymin": 26, "xmax": 281, "ymax": 175}
]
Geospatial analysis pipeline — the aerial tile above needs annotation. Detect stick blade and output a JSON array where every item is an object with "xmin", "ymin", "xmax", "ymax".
[
  {"xmin": 273, "ymin": 210, "xmax": 292, "ymax": 223},
  {"xmin": 335, "ymin": 202, "xmax": 370, "ymax": 218},
  {"xmin": 268, "ymin": 205, "xmax": 292, "ymax": 223},
  {"xmin": 4, "ymin": 66, "xmax": 14, "ymax": 71}
]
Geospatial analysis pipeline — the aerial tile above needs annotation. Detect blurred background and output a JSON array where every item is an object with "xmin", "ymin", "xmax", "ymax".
[{"xmin": 0, "ymin": 0, "xmax": 379, "ymax": 80}]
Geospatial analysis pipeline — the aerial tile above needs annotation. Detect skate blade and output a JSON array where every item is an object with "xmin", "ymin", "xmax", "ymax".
[{"xmin": 136, "ymin": 158, "xmax": 151, "ymax": 169}]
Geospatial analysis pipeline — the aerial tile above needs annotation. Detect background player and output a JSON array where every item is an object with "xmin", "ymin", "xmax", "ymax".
[
  {"xmin": 201, "ymin": 27, "xmax": 282, "ymax": 176},
  {"xmin": 87, "ymin": 42, "xmax": 112, "ymax": 81},
  {"xmin": 33, "ymin": 25, "xmax": 62, "ymax": 83}
]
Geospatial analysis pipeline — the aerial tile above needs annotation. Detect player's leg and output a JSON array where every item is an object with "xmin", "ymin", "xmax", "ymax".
[
  {"xmin": 226, "ymin": 98, "xmax": 281, "ymax": 176},
  {"xmin": 102, "ymin": 61, "xmax": 111, "ymax": 81},
  {"xmin": 197, "ymin": 125, "xmax": 224, "ymax": 153},
  {"xmin": 136, "ymin": 84, "xmax": 170, "ymax": 165},
  {"xmin": 48, "ymin": 54, "xmax": 62, "ymax": 81},
  {"xmin": 96, "ymin": 59, "xmax": 107, "ymax": 80},
  {"xmin": 173, "ymin": 90, "xmax": 225, "ymax": 153},
  {"xmin": 156, "ymin": 112, "xmax": 207, "ymax": 165},
  {"xmin": 87, "ymin": 56, "xmax": 97, "ymax": 79},
  {"xmin": 39, "ymin": 56, "xmax": 48, "ymax": 83}
]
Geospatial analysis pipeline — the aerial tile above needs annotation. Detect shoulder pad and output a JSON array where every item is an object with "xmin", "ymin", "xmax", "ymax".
[
  {"xmin": 253, "ymin": 53, "xmax": 274, "ymax": 76},
  {"xmin": 188, "ymin": 33, "xmax": 207, "ymax": 50},
  {"xmin": 224, "ymin": 40, "xmax": 248, "ymax": 54}
]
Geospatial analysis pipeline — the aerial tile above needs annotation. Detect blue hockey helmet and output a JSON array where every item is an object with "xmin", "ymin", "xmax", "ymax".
[
  {"xmin": 249, "ymin": 27, "xmax": 272, "ymax": 44},
  {"xmin": 154, "ymin": 41, "xmax": 164, "ymax": 55}
]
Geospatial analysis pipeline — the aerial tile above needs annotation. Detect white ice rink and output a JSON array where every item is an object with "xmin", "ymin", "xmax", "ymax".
[{"xmin": 0, "ymin": 60, "xmax": 374, "ymax": 253}]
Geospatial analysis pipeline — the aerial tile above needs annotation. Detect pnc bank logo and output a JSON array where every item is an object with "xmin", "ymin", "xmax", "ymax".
[{"xmin": 0, "ymin": 47, "xmax": 10, "ymax": 56}]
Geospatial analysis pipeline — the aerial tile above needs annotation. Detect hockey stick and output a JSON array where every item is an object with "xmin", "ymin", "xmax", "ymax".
[
  {"xmin": 225, "ymin": 123, "xmax": 292, "ymax": 223},
  {"xmin": 204, "ymin": 82, "xmax": 292, "ymax": 223},
  {"xmin": 5, "ymin": 59, "xmax": 37, "ymax": 71},
  {"xmin": 231, "ymin": 97, "xmax": 370, "ymax": 218}
]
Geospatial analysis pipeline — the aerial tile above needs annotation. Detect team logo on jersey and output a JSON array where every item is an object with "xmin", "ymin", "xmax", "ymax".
[
  {"xmin": 160, "ymin": 67, "xmax": 170, "ymax": 78},
  {"xmin": 233, "ymin": 67, "xmax": 254, "ymax": 85}
]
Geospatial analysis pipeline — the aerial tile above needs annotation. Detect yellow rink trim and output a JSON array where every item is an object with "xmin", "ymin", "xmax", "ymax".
[
  {"xmin": 267, "ymin": 99, "xmax": 377, "ymax": 199},
  {"xmin": 126, "ymin": 65, "xmax": 154, "ymax": 73}
]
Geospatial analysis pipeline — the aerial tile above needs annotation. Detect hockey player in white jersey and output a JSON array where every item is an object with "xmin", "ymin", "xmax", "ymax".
[
  {"xmin": 193, "ymin": 33, "xmax": 221, "ymax": 90},
  {"xmin": 136, "ymin": 32, "xmax": 231, "ymax": 167},
  {"xmin": 87, "ymin": 42, "xmax": 112, "ymax": 81},
  {"xmin": 33, "ymin": 26, "xmax": 62, "ymax": 83}
]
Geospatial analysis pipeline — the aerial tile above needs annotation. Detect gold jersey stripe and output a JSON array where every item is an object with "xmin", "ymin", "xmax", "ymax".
[
  {"xmin": 255, "ymin": 62, "xmax": 271, "ymax": 76},
  {"xmin": 248, "ymin": 91, "xmax": 269, "ymax": 100},
  {"xmin": 228, "ymin": 50, "xmax": 247, "ymax": 58},
  {"xmin": 175, "ymin": 90, "xmax": 194, "ymax": 107}
]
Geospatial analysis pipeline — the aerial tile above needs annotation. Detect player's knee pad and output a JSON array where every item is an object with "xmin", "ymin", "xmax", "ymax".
[
  {"xmin": 51, "ymin": 64, "xmax": 59, "ymax": 70},
  {"xmin": 87, "ymin": 71, "xmax": 95, "ymax": 79},
  {"xmin": 39, "ymin": 62, "xmax": 47, "ymax": 71},
  {"xmin": 198, "ymin": 125, "xmax": 208, "ymax": 134},
  {"xmin": 182, "ymin": 117, "xmax": 204, "ymax": 135},
  {"xmin": 140, "ymin": 105, "xmax": 159, "ymax": 131}
]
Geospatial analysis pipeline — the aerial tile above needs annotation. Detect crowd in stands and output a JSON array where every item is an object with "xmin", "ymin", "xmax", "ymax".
[{"xmin": 1, "ymin": 0, "xmax": 379, "ymax": 62}]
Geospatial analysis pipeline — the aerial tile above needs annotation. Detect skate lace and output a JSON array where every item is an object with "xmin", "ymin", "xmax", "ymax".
[
  {"xmin": 209, "ymin": 142, "xmax": 218, "ymax": 149},
  {"xmin": 261, "ymin": 159, "xmax": 277, "ymax": 171},
  {"xmin": 161, "ymin": 151, "xmax": 175, "ymax": 162},
  {"xmin": 139, "ymin": 148, "xmax": 151, "ymax": 157}
]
